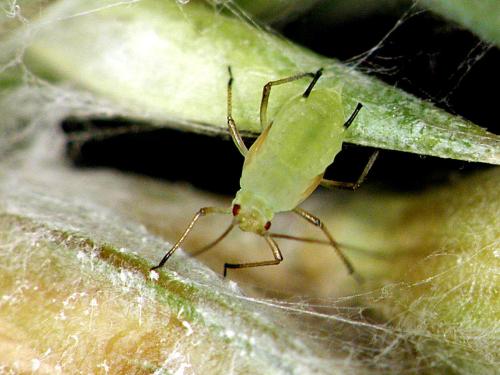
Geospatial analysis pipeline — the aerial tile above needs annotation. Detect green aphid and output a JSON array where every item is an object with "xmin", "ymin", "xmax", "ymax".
[{"xmin": 152, "ymin": 67, "xmax": 378, "ymax": 278}]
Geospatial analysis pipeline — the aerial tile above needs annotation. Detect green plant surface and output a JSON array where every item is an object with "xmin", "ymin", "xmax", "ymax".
[
  {"xmin": 2, "ymin": 0, "xmax": 495, "ymax": 164},
  {"xmin": 422, "ymin": 0, "xmax": 500, "ymax": 48},
  {"xmin": 0, "ymin": 168, "xmax": 363, "ymax": 374},
  {"xmin": 1, "ymin": 137, "xmax": 498, "ymax": 373},
  {"xmin": 1, "ymin": 2, "xmax": 498, "ymax": 373},
  {"xmin": 323, "ymin": 168, "xmax": 500, "ymax": 374}
]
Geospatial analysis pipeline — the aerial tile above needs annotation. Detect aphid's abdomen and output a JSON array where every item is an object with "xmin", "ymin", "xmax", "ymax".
[{"xmin": 239, "ymin": 88, "xmax": 345, "ymax": 212}]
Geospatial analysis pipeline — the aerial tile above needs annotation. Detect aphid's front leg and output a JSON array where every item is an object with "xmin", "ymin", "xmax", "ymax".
[
  {"xmin": 151, "ymin": 206, "xmax": 229, "ymax": 271},
  {"xmin": 321, "ymin": 150, "xmax": 379, "ymax": 191},
  {"xmin": 293, "ymin": 207, "xmax": 357, "ymax": 278},
  {"xmin": 227, "ymin": 66, "xmax": 248, "ymax": 157},
  {"xmin": 223, "ymin": 236, "xmax": 283, "ymax": 277},
  {"xmin": 260, "ymin": 69, "xmax": 322, "ymax": 130}
]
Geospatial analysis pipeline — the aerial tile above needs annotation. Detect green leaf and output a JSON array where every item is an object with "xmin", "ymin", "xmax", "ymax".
[
  {"xmin": 4, "ymin": 0, "xmax": 499, "ymax": 165},
  {"xmin": 0, "ymin": 167, "xmax": 365, "ymax": 374},
  {"xmin": 341, "ymin": 168, "xmax": 500, "ymax": 374},
  {"xmin": 1, "ymin": 140, "xmax": 497, "ymax": 373}
]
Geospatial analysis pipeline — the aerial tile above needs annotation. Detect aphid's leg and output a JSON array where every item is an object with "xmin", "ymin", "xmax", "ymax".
[
  {"xmin": 293, "ymin": 207, "xmax": 357, "ymax": 277},
  {"xmin": 227, "ymin": 66, "xmax": 248, "ymax": 156},
  {"xmin": 150, "ymin": 206, "xmax": 230, "ymax": 271},
  {"xmin": 260, "ymin": 69, "xmax": 322, "ymax": 130},
  {"xmin": 321, "ymin": 150, "xmax": 379, "ymax": 190},
  {"xmin": 223, "ymin": 236, "xmax": 283, "ymax": 277}
]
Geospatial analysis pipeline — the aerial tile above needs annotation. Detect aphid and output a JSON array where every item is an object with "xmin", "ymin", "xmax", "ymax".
[{"xmin": 151, "ymin": 67, "xmax": 378, "ymax": 277}]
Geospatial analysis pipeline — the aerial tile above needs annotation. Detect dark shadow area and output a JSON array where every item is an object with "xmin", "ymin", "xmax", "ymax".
[
  {"xmin": 62, "ymin": 118, "xmax": 244, "ymax": 195},
  {"xmin": 62, "ymin": 117, "xmax": 487, "ymax": 194}
]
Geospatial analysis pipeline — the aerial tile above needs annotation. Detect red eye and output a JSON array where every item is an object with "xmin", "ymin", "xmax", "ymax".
[
  {"xmin": 232, "ymin": 204, "xmax": 241, "ymax": 216},
  {"xmin": 264, "ymin": 221, "xmax": 271, "ymax": 230}
]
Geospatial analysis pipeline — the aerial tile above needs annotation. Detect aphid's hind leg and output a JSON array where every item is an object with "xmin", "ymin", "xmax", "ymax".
[
  {"xmin": 293, "ymin": 207, "xmax": 360, "ymax": 281},
  {"xmin": 227, "ymin": 66, "xmax": 248, "ymax": 157},
  {"xmin": 223, "ymin": 236, "xmax": 283, "ymax": 277},
  {"xmin": 260, "ymin": 69, "xmax": 322, "ymax": 130},
  {"xmin": 151, "ymin": 206, "xmax": 229, "ymax": 271},
  {"xmin": 321, "ymin": 150, "xmax": 379, "ymax": 191}
]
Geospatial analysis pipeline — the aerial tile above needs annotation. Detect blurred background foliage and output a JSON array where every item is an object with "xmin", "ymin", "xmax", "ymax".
[{"xmin": 0, "ymin": 0, "xmax": 498, "ymax": 373}]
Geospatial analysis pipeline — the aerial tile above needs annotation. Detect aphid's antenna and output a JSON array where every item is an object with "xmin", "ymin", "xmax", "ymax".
[
  {"xmin": 302, "ymin": 68, "xmax": 324, "ymax": 98},
  {"xmin": 343, "ymin": 103, "xmax": 363, "ymax": 129},
  {"xmin": 270, "ymin": 233, "xmax": 333, "ymax": 246},
  {"xmin": 270, "ymin": 233, "xmax": 389, "ymax": 259},
  {"xmin": 190, "ymin": 222, "xmax": 235, "ymax": 257}
]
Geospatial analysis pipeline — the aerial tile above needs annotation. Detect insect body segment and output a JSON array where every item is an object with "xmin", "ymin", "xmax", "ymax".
[
  {"xmin": 151, "ymin": 67, "xmax": 376, "ymax": 278},
  {"xmin": 231, "ymin": 191, "xmax": 273, "ymax": 234},
  {"xmin": 236, "ymin": 87, "xmax": 346, "ymax": 213}
]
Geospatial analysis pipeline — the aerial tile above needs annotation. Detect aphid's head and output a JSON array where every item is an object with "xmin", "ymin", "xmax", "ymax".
[{"xmin": 232, "ymin": 191, "xmax": 274, "ymax": 235}]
